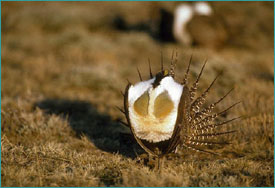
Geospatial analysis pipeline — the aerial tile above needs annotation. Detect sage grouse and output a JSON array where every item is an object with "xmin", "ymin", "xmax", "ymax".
[
  {"xmin": 173, "ymin": 2, "xmax": 228, "ymax": 48},
  {"xmin": 118, "ymin": 53, "xmax": 240, "ymax": 168}
]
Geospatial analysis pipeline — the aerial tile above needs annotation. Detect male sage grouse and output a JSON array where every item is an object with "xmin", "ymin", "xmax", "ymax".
[{"xmin": 118, "ymin": 52, "xmax": 241, "ymax": 169}]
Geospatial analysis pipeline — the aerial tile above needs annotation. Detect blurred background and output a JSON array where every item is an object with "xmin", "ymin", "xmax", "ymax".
[
  {"xmin": 1, "ymin": 1, "xmax": 274, "ymax": 187},
  {"xmin": 2, "ymin": 1, "xmax": 274, "ymax": 99}
]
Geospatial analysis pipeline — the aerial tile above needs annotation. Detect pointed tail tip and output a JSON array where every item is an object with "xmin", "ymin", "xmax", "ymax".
[
  {"xmin": 148, "ymin": 58, "xmax": 153, "ymax": 78},
  {"xmin": 136, "ymin": 67, "xmax": 143, "ymax": 81},
  {"xmin": 160, "ymin": 51, "xmax": 164, "ymax": 71},
  {"xmin": 115, "ymin": 105, "xmax": 125, "ymax": 114},
  {"xmin": 126, "ymin": 78, "xmax": 131, "ymax": 85}
]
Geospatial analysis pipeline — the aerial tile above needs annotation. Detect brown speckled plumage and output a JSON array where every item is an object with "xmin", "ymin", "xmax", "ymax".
[{"xmin": 119, "ymin": 53, "xmax": 241, "ymax": 168}]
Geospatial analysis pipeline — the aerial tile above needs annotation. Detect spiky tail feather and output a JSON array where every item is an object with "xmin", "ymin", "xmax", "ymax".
[{"xmin": 178, "ymin": 56, "xmax": 241, "ymax": 155}]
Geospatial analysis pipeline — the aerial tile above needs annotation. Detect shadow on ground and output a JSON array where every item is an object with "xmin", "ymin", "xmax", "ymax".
[{"xmin": 34, "ymin": 99, "xmax": 144, "ymax": 158}]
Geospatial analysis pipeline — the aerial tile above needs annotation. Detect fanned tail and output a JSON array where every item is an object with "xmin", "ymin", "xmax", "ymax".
[
  {"xmin": 190, "ymin": 73, "xmax": 220, "ymax": 117},
  {"xmin": 189, "ymin": 60, "xmax": 207, "ymax": 101},
  {"xmin": 193, "ymin": 88, "xmax": 234, "ymax": 123},
  {"xmin": 191, "ymin": 101, "xmax": 241, "ymax": 130},
  {"xmin": 180, "ymin": 57, "xmax": 241, "ymax": 155},
  {"xmin": 182, "ymin": 54, "xmax": 192, "ymax": 85},
  {"xmin": 169, "ymin": 50, "xmax": 178, "ymax": 78}
]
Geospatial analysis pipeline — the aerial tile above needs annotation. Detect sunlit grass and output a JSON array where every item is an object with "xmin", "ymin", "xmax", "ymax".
[{"xmin": 1, "ymin": 1, "xmax": 274, "ymax": 186}]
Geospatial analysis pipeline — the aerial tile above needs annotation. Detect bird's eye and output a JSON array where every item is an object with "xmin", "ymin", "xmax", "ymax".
[
  {"xmin": 133, "ymin": 91, "xmax": 149, "ymax": 117},
  {"xmin": 153, "ymin": 91, "xmax": 174, "ymax": 119}
]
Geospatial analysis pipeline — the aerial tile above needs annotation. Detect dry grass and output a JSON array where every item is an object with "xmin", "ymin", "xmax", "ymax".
[{"xmin": 1, "ymin": 2, "xmax": 274, "ymax": 187}]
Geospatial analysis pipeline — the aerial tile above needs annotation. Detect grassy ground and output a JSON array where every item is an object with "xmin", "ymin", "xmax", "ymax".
[{"xmin": 1, "ymin": 2, "xmax": 274, "ymax": 187}]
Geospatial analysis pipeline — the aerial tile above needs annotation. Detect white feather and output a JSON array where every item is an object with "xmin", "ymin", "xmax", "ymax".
[
  {"xmin": 128, "ymin": 78, "xmax": 155, "ymax": 105},
  {"xmin": 173, "ymin": 2, "xmax": 213, "ymax": 45},
  {"xmin": 173, "ymin": 4, "xmax": 194, "ymax": 45},
  {"xmin": 193, "ymin": 2, "xmax": 212, "ymax": 16},
  {"xmin": 128, "ymin": 76, "xmax": 184, "ymax": 143}
]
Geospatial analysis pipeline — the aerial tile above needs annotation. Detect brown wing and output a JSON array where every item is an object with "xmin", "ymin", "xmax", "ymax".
[{"xmin": 164, "ymin": 86, "xmax": 191, "ymax": 155}]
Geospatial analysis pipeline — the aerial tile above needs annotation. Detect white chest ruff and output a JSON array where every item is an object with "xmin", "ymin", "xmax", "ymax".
[{"xmin": 128, "ymin": 77, "xmax": 184, "ymax": 143}]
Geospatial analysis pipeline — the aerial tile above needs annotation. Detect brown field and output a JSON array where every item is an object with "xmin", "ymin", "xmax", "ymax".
[{"xmin": 1, "ymin": 2, "xmax": 274, "ymax": 187}]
